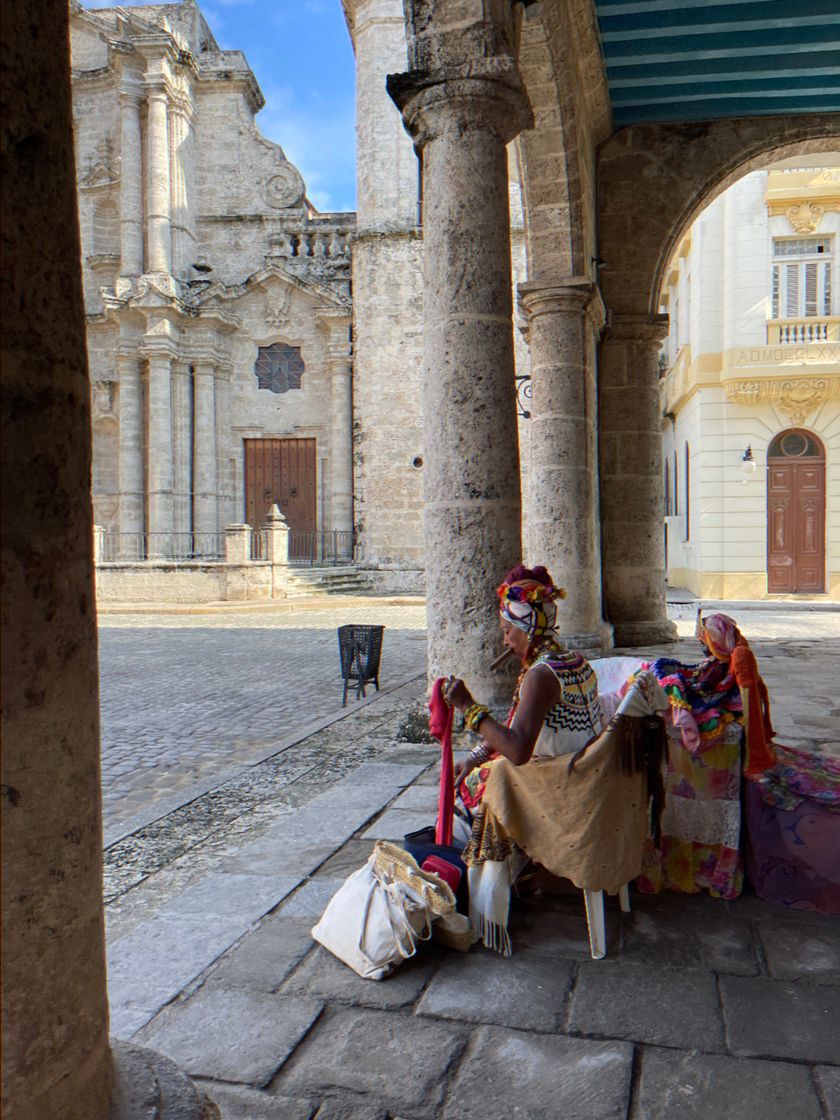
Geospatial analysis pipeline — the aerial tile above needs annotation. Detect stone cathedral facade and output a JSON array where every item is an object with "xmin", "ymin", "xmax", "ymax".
[{"xmin": 71, "ymin": 1, "xmax": 354, "ymax": 562}]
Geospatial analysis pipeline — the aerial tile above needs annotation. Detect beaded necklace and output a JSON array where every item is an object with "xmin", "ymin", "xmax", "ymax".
[{"xmin": 506, "ymin": 633, "xmax": 566, "ymax": 726}]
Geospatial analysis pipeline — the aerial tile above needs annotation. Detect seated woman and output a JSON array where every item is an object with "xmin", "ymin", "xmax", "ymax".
[
  {"xmin": 444, "ymin": 566, "xmax": 666, "ymax": 952},
  {"xmin": 638, "ymin": 611, "xmax": 775, "ymax": 900}
]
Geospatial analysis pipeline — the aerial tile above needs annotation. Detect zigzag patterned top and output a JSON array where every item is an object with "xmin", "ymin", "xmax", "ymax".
[{"xmin": 514, "ymin": 650, "xmax": 603, "ymax": 759}]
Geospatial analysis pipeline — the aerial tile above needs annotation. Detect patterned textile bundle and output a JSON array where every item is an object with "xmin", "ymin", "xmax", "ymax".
[{"xmin": 755, "ymin": 744, "xmax": 840, "ymax": 813}]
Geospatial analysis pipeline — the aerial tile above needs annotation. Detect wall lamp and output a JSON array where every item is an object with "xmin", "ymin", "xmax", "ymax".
[{"xmin": 741, "ymin": 445, "xmax": 757, "ymax": 484}]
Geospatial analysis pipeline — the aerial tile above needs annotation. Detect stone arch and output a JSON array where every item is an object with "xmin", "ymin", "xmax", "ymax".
[
  {"xmin": 515, "ymin": 0, "xmax": 611, "ymax": 280},
  {"xmin": 597, "ymin": 114, "xmax": 840, "ymax": 319}
]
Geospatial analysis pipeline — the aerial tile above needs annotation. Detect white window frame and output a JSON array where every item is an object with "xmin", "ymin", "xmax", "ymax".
[{"xmin": 771, "ymin": 237, "xmax": 832, "ymax": 320}]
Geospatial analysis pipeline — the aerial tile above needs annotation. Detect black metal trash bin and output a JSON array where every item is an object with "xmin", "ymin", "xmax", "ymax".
[{"xmin": 337, "ymin": 624, "xmax": 385, "ymax": 706}]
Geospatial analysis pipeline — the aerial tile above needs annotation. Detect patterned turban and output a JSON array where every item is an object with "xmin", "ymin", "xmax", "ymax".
[
  {"xmin": 497, "ymin": 576, "xmax": 566, "ymax": 638},
  {"xmin": 696, "ymin": 612, "xmax": 740, "ymax": 661}
]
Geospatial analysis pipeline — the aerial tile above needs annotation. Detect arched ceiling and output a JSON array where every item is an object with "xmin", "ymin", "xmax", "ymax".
[{"xmin": 593, "ymin": 0, "xmax": 840, "ymax": 127}]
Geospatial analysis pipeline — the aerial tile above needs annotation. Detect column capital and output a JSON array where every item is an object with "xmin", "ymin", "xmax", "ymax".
[
  {"xmin": 605, "ymin": 312, "xmax": 669, "ymax": 348},
  {"xmin": 518, "ymin": 277, "xmax": 595, "ymax": 321},
  {"xmin": 387, "ymin": 62, "xmax": 533, "ymax": 148}
]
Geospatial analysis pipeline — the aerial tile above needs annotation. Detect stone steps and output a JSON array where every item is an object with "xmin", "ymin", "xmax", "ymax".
[{"xmin": 283, "ymin": 567, "xmax": 375, "ymax": 597}]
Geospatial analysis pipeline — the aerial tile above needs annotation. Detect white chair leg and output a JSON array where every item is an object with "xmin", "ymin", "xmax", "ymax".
[
  {"xmin": 583, "ymin": 890, "xmax": 607, "ymax": 959},
  {"xmin": 618, "ymin": 883, "xmax": 631, "ymax": 913}
]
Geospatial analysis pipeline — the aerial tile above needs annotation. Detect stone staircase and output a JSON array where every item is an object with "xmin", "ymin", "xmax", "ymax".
[{"xmin": 281, "ymin": 566, "xmax": 375, "ymax": 597}]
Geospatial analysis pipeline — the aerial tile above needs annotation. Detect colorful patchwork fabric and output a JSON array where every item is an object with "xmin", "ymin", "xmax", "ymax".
[{"xmin": 754, "ymin": 744, "xmax": 840, "ymax": 813}]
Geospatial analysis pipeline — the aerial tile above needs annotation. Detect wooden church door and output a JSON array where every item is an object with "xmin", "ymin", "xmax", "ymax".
[{"xmin": 767, "ymin": 429, "xmax": 825, "ymax": 594}]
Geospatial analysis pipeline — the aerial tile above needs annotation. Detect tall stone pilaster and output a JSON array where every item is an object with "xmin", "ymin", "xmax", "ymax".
[
  {"xmin": 323, "ymin": 314, "xmax": 354, "ymax": 535},
  {"xmin": 389, "ymin": 49, "xmax": 533, "ymax": 702},
  {"xmin": 193, "ymin": 361, "xmax": 218, "ymax": 540},
  {"xmin": 171, "ymin": 359, "xmax": 191, "ymax": 536},
  {"xmin": 169, "ymin": 92, "xmax": 194, "ymax": 280},
  {"xmin": 599, "ymin": 314, "xmax": 677, "ymax": 645},
  {"xmin": 519, "ymin": 278, "xmax": 612, "ymax": 654},
  {"xmin": 145, "ymin": 75, "xmax": 172, "ymax": 275},
  {"xmin": 214, "ymin": 364, "xmax": 232, "ymax": 528},
  {"xmin": 118, "ymin": 87, "xmax": 144, "ymax": 277},
  {"xmin": 117, "ymin": 349, "xmax": 144, "ymax": 545},
  {"xmin": 145, "ymin": 349, "xmax": 174, "ymax": 550}
]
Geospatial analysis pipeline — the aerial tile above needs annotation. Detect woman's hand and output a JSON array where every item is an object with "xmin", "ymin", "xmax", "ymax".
[
  {"xmin": 454, "ymin": 755, "xmax": 479, "ymax": 789},
  {"xmin": 444, "ymin": 675, "xmax": 473, "ymax": 713}
]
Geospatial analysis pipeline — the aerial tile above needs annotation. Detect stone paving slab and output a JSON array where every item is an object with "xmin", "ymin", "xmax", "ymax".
[
  {"xmin": 284, "ymin": 944, "xmax": 444, "ymax": 1011},
  {"xmin": 620, "ymin": 894, "xmax": 758, "ymax": 976},
  {"xmin": 443, "ymin": 1028, "xmax": 634, "ymax": 1120},
  {"xmin": 276, "ymin": 1008, "xmax": 468, "ymax": 1118},
  {"xmin": 757, "ymin": 922, "xmax": 840, "ymax": 982},
  {"xmin": 361, "ymin": 808, "xmax": 437, "ymax": 841},
  {"xmin": 138, "ymin": 987, "xmax": 323, "ymax": 1086},
  {"xmin": 196, "ymin": 1082, "xmax": 316, "ymax": 1120},
  {"xmin": 720, "ymin": 974, "xmax": 840, "ymax": 1062},
  {"xmin": 633, "ymin": 1048, "xmax": 824, "ymax": 1120},
  {"xmin": 568, "ymin": 961, "xmax": 725, "ymax": 1051},
  {"xmin": 203, "ymin": 915, "xmax": 315, "ymax": 994},
  {"xmin": 417, "ymin": 947, "xmax": 574, "ymax": 1032},
  {"xmin": 507, "ymin": 894, "xmax": 621, "ymax": 959},
  {"xmin": 817, "ymin": 1066, "xmax": 840, "ymax": 1120}
]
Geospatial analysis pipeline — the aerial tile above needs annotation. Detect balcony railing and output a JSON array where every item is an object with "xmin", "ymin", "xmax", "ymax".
[
  {"xmin": 767, "ymin": 317, "xmax": 840, "ymax": 345},
  {"xmin": 289, "ymin": 529, "xmax": 354, "ymax": 567},
  {"xmin": 98, "ymin": 531, "xmax": 225, "ymax": 562}
]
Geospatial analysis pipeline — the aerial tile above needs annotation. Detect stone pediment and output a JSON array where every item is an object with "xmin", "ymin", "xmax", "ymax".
[
  {"xmin": 125, "ymin": 274, "xmax": 181, "ymax": 310},
  {"xmin": 79, "ymin": 160, "xmax": 119, "ymax": 191},
  {"xmin": 193, "ymin": 263, "xmax": 351, "ymax": 314}
]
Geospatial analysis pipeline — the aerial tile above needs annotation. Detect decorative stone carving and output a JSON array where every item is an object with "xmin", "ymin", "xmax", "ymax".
[
  {"xmin": 263, "ymin": 284, "xmax": 291, "ymax": 326},
  {"xmin": 263, "ymin": 161, "xmax": 305, "ymax": 209},
  {"xmin": 724, "ymin": 376, "xmax": 840, "ymax": 425},
  {"xmin": 786, "ymin": 201, "xmax": 825, "ymax": 233}
]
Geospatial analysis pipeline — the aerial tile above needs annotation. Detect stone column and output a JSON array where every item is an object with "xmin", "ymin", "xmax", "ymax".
[
  {"xmin": 118, "ymin": 88, "xmax": 143, "ymax": 277},
  {"xmin": 214, "ymin": 364, "xmax": 232, "ymax": 528},
  {"xmin": 193, "ymin": 361, "xmax": 218, "ymax": 542},
  {"xmin": 145, "ymin": 349, "xmax": 174, "ymax": 552},
  {"xmin": 169, "ymin": 94, "xmax": 194, "ymax": 280},
  {"xmin": 145, "ymin": 75, "xmax": 172, "ymax": 275},
  {"xmin": 171, "ymin": 359, "xmax": 191, "ymax": 536},
  {"xmin": 117, "ymin": 349, "xmax": 144, "ymax": 546},
  {"xmin": 599, "ymin": 314, "xmax": 677, "ymax": 645},
  {"xmin": 519, "ymin": 278, "xmax": 612, "ymax": 654},
  {"xmin": 1, "ymin": 7, "xmax": 111, "ymax": 1116},
  {"xmin": 389, "ymin": 69, "xmax": 532, "ymax": 703},
  {"xmin": 330, "ymin": 362, "xmax": 354, "ymax": 536}
]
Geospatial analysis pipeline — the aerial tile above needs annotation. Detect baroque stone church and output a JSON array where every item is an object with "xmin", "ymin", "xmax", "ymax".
[{"xmin": 71, "ymin": 1, "xmax": 354, "ymax": 561}]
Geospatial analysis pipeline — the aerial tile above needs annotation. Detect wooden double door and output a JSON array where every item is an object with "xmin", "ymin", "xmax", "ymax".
[
  {"xmin": 244, "ymin": 438, "xmax": 316, "ymax": 533},
  {"xmin": 767, "ymin": 430, "xmax": 825, "ymax": 594}
]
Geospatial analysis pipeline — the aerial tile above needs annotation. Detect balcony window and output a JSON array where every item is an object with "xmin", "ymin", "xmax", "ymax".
[{"xmin": 771, "ymin": 237, "xmax": 832, "ymax": 320}]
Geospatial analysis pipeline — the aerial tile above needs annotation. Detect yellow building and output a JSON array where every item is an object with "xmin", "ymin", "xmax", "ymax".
[{"xmin": 660, "ymin": 159, "xmax": 840, "ymax": 600}]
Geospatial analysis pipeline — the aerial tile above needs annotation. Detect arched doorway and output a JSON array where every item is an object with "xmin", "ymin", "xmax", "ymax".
[{"xmin": 767, "ymin": 428, "xmax": 826, "ymax": 594}]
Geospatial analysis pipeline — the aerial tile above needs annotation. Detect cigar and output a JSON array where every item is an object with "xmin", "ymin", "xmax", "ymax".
[{"xmin": 490, "ymin": 648, "xmax": 514, "ymax": 670}]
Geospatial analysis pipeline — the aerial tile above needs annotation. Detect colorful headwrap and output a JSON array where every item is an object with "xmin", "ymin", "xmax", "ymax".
[
  {"xmin": 497, "ymin": 577, "xmax": 566, "ymax": 638},
  {"xmin": 696, "ymin": 612, "xmax": 740, "ymax": 661}
]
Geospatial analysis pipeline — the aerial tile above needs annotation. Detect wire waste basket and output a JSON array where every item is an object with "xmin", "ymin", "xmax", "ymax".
[{"xmin": 338, "ymin": 624, "xmax": 385, "ymax": 706}]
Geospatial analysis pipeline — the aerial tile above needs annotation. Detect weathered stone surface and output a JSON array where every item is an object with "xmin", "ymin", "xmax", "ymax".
[
  {"xmin": 197, "ymin": 1081, "xmax": 315, "ymax": 1120},
  {"xmin": 138, "ymin": 988, "xmax": 323, "ymax": 1086},
  {"xmin": 163, "ymin": 872, "xmax": 300, "ymax": 923},
  {"xmin": 508, "ymin": 896, "xmax": 620, "ymax": 959},
  {"xmin": 282, "ymin": 879, "xmax": 345, "ymax": 919},
  {"xmin": 205, "ymin": 915, "xmax": 315, "ymax": 993},
  {"xmin": 816, "ymin": 1066, "xmax": 840, "ymax": 1120},
  {"xmin": 361, "ymin": 808, "xmax": 435, "ymax": 840},
  {"xmin": 284, "ymin": 945, "xmax": 440, "ymax": 1009},
  {"xmin": 314, "ymin": 1102, "xmax": 388, "ymax": 1120},
  {"xmin": 758, "ymin": 923, "xmax": 840, "ymax": 982},
  {"xmin": 568, "ymin": 962, "xmax": 724, "ymax": 1050},
  {"xmin": 720, "ymin": 976, "xmax": 840, "ymax": 1062},
  {"xmin": 635, "ymin": 1048, "xmax": 824, "ymax": 1120},
  {"xmin": 443, "ymin": 1028, "xmax": 633, "ymax": 1120},
  {"xmin": 621, "ymin": 898, "xmax": 757, "ymax": 975},
  {"xmin": 417, "ymin": 948, "xmax": 573, "ymax": 1031},
  {"xmin": 315, "ymin": 840, "xmax": 377, "ymax": 880},
  {"xmin": 278, "ymin": 1008, "xmax": 466, "ymax": 1115}
]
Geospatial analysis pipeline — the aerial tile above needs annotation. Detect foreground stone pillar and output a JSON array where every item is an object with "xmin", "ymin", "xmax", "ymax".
[
  {"xmin": 193, "ymin": 361, "xmax": 218, "ymax": 540},
  {"xmin": 599, "ymin": 314, "xmax": 677, "ymax": 645},
  {"xmin": 389, "ymin": 63, "xmax": 531, "ymax": 703},
  {"xmin": 117, "ymin": 349, "xmax": 144, "ymax": 543},
  {"xmin": 1, "ymin": 6, "xmax": 111, "ymax": 1115},
  {"xmin": 145, "ymin": 75, "xmax": 172, "ymax": 276},
  {"xmin": 146, "ymin": 349, "xmax": 174, "ymax": 550},
  {"xmin": 520, "ymin": 279, "xmax": 612, "ymax": 654},
  {"xmin": 118, "ymin": 87, "xmax": 144, "ymax": 277}
]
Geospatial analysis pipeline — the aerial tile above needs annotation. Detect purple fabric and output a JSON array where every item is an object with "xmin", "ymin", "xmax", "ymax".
[{"xmin": 744, "ymin": 780, "xmax": 840, "ymax": 914}]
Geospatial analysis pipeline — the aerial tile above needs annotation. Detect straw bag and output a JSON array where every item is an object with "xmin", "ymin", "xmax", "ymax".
[{"xmin": 311, "ymin": 841, "xmax": 456, "ymax": 980}]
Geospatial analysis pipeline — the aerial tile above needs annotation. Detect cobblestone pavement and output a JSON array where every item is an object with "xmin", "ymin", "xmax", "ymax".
[
  {"xmin": 99, "ymin": 599, "xmax": 427, "ymax": 842},
  {"xmin": 103, "ymin": 601, "xmax": 839, "ymax": 1120}
]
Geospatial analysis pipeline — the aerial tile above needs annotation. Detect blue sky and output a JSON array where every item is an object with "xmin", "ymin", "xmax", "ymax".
[{"xmin": 83, "ymin": 0, "xmax": 357, "ymax": 212}]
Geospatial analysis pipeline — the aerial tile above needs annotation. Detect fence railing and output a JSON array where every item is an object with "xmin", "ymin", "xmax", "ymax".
[
  {"xmin": 98, "ymin": 531, "xmax": 225, "ymax": 562},
  {"xmin": 768, "ymin": 317, "xmax": 840, "ymax": 345},
  {"xmin": 289, "ymin": 529, "xmax": 354, "ymax": 567}
]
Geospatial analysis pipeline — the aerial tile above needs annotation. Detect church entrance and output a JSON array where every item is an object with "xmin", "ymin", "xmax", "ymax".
[
  {"xmin": 767, "ymin": 429, "xmax": 826, "ymax": 594},
  {"xmin": 244, "ymin": 438, "xmax": 317, "ymax": 537}
]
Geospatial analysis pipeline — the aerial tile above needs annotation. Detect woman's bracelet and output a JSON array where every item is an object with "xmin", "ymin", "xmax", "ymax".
[
  {"xmin": 464, "ymin": 702, "xmax": 491, "ymax": 733},
  {"xmin": 470, "ymin": 743, "xmax": 491, "ymax": 764}
]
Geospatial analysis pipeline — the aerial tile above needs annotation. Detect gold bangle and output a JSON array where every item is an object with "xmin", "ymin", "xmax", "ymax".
[{"xmin": 464, "ymin": 703, "xmax": 490, "ymax": 732}]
